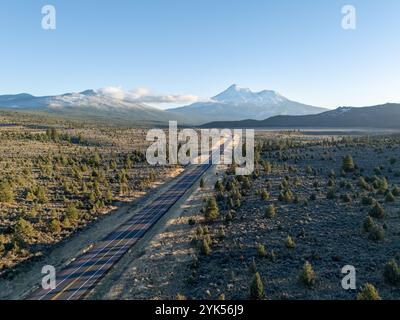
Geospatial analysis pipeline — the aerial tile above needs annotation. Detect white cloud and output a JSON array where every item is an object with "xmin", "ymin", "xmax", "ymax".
[{"xmin": 96, "ymin": 86, "xmax": 199, "ymax": 105}]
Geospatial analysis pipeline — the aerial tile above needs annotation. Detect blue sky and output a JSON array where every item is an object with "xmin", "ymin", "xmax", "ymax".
[{"xmin": 0, "ymin": 0, "xmax": 399, "ymax": 108}]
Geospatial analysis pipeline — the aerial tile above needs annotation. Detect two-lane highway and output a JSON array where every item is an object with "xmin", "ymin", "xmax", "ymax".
[{"xmin": 27, "ymin": 163, "xmax": 212, "ymax": 300}]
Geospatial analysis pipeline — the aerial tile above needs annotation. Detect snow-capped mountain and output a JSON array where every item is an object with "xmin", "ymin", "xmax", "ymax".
[
  {"xmin": 0, "ymin": 90, "xmax": 185, "ymax": 124},
  {"xmin": 213, "ymin": 84, "xmax": 286, "ymax": 105},
  {"xmin": 170, "ymin": 84, "xmax": 326, "ymax": 124}
]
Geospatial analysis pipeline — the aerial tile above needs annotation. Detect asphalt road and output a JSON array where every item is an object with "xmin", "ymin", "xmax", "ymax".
[{"xmin": 27, "ymin": 163, "xmax": 211, "ymax": 300}]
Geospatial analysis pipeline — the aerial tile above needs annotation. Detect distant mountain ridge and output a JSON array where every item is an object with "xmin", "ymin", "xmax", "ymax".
[
  {"xmin": 169, "ymin": 84, "xmax": 326, "ymax": 124},
  {"xmin": 0, "ymin": 90, "xmax": 185, "ymax": 124},
  {"xmin": 200, "ymin": 103, "xmax": 400, "ymax": 129}
]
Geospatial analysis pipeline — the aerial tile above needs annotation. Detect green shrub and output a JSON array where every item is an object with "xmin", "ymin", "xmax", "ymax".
[
  {"xmin": 299, "ymin": 261, "xmax": 316, "ymax": 287},
  {"xmin": 200, "ymin": 177, "xmax": 205, "ymax": 189},
  {"xmin": 250, "ymin": 272, "xmax": 265, "ymax": 300},
  {"xmin": 327, "ymin": 189, "xmax": 336, "ymax": 200},
  {"xmin": 204, "ymin": 197, "xmax": 219, "ymax": 221},
  {"xmin": 357, "ymin": 283, "xmax": 381, "ymax": 300},
  {"xmin": 358, "ymin": 177, "xmax": 370, "ymax": 190},
  {"xmin": 363, "ymin": 216, "xmax": 374, "ymax": 232},
  {"xmin": 49, "ymin": 219, "xmax": 62, "ymax": 233},
  {"xmin": 14, "ymin": 218, "xmax": 35, "ymax": 243},
  {"xmin": 383, "ymin": 259, "xmax": 400, "ymax": 286},
  {"xmin": 261, "ymin": 189, "xmax": 270, "ymax": 201},
  {"xmin": 385, "ymin": 192, "xmax": 395, "ymax": 202},
  {"xmin": 176, "ymin": 293, "xmax": 187, "ymax": 300},
  {"xmin": 369, "ymin": 203, "xmax": 385, "ymax": 219},
  {"xmin": 257, "ymin": 244, "xmax": 267, "ymax": 257},
  {"xmin": 215, "ymin": 180, "xmax": 224, "ymax": 192},
  {"xmin": 392, "ymin": 186, "xmax": 400, "ymax": 197},
  {"xmin": 362, "ymin": 196, "xmax": 376, "ymax": 206},
  {"xmin": 265, "ymin": 205, "xmax": 276, "ymax": 219},
  {"xmin": 200, "ymin": 238, "xmax": 211, "ymax": 255},
  {"xmin": 0, "ymin": 181, "xmax": 14, "ymax": 203},
  {"xmin": 278, "ymin": 189, "xmax": 293, "ymax": 203},
  {"xmin": 66, "ymin": 203, "xmax": 80, "ymax": 222},
  {"xmin": 340, "ymin": 194, "xmax": 352, "ymax": 203},
  {"xmin": 342, "ymin": 155, "xmax": 355, "ymax": 172},
  {"xmin": 285, "ymin": 235, "xmax": 296, "ymax": 249},
  {"xmin": 368, "ymin": 224, "xmax": 385, "ymax": 241}
]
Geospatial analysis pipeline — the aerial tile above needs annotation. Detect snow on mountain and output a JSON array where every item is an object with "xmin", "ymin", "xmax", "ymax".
[
  {"xmin": 169, "ymin": 85, "xmax": 327, "ymax": 124},
  {"xmin": 0, "ymin": 90, "xmax": 185, "ymax": 124},
  {"xmin": 212, "ymin": 84, "xmax": 286, "ymax": 105}
]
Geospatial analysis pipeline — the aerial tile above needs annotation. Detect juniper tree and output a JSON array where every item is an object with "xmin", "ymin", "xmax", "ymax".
[
  {"xmin": 200, "ymin": 177, "xmax": 205, "ymax": 189},
  {"xmin": 257, "ymin": 244, "xmax": 267, "ymax": 257},
  {"xmin": 204, "ymin": 197, "xmax": 219, "ymax": 221},
  {"xmin": 285, "ymin": 235, "xmax": 296, "ymax": 249},
  {"xmin": 261, "ymin": 189, "xmax": 270, "ymax": 201},
  {"xmin": 383, "ymin": 259, "xmax": 400, "ymax": 286},
  {"xmin": 14, "ymin": 218, "xmax": 35, "ymax": 244},
  {"xmin": 299, "ymin": 261, "xmax": 316, "ymax": 287},
  {"xmin": 200, "ymin": 238, "xmax": 211, "ymax": 255},
  {"xmin": 265, "ymin": 205, "xmax": 276, "ymax": 219},
  {"xmin": 0, "ymin": 181, "xmax": 14, "ymax": 203},
  {"xmin": 250, "ymin": 272, "xmax": 265, "ymax": 300},
  {"xmin": 342, "ymin": 155, "xmax": 355, "ymax": 172},
  {"xmin": 369, "ymin": 202, "xmax": 385, "ymax": 219},
  {"xmin": 357, "ymin": 283, "xmax": 381, "ymax": 300}
]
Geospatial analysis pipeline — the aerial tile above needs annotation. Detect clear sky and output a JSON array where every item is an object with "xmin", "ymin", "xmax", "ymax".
[{"xmin": 0, "ymin": 0, "xmax": 399, "ymax": 109}]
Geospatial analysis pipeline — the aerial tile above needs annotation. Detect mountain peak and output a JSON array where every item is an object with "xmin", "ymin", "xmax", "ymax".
[
  {"xmin": 212, "ymin": 84, "xmax": 285, "ymax": 105},
  {"xmin": 79, "ymin": 89, "xmax": 97, "ymax": 96}
]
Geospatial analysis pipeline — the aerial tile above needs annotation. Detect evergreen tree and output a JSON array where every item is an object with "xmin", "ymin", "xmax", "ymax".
[
  {"xmin": 0, "ymin": 181, "xmax": 14, "ymax": 203},
  {"xmin": 342, "ymin": 155, "xmax": 355, "ymax": 172},
  {"xmin": 250, "ymin": 272, "xmax": 265, "ymax": 300},
  {"xmin": 357, "ymin": 283, "xmax": 381, "ymax": 300},
  {"xmin": 299, "ymin": 261, "xmax": 316, "ymax": 287},
  {"xmin": 265, "ymin": 205, "xmax": 276, "ymax": 219},
  {"xmin": 204, "ymin": 197, "xmax": 219, "ymax": 221}
]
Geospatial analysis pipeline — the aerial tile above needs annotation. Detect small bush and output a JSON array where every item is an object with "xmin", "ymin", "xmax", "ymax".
[
  {"xmin": 49, "ymin": 219, "xmax": 62, "ymax": 234},
  {"xmin": 0, "ymin": 181, "xmax": 14, "ymax": 203},
  {"xmin": 369, "ymin": 203, "xmax": 385, "ymax": 219},
  {"xmin": 327, "ymin": 189, "xmax": 336, "ymax": 200},
  {"xmin": 385, "ymin": 192, "xmax": 395, "ymax": 202},
  {"xmin": 14, "ymin": 218, "xmax": 35, "ymax": 243},
  {"xmin": 261, "ymin": 189, "xmax": 270, "ymax": 201},
  {"xmin": 340, "ymin": 194, "xmax": 352, "ymax": 203},
  {"xmin": 357, "ymin": 283, "xmax": 381, "ymax": 300},
  {"xmin": 176, "ymin": 293, "xmax": 187, "ymax": 300},
  {"xmin": 200, "ymin": 238, "xmax": 211, "ymax": 255},
  {"xmin": 342, "ymin": 155, "xmax": 355, "ymax": 173},
  {"xmin": 383, "ymin": 259, "xmax": 400, "ymax": 286},
  {"xmin": 363, "ymin": 216, "xmax": 374, "ymax": 232},
  {"xmin": 250, "ymin": 272, "xmax": 265, "ymax": 300},
  {"xmin": 362, "ymin": 196, "xmax": 376, "ymax": 206},
  {"xmin": 278, "ymin": 189, "xmax": 293, "ymax": 203},
  {"xmin": 204, "ymin": 197, "xmax": 219, "ymax": 221},
  {"xmin": 200, "ymin": 177, "xmax": 205, "ymax": 189},
  {"xmin": 368, "ymin": 224, "xmax": 385, "ymax": 241},
  {"xmin": 299, "ymin": 261, "xmax": 316, "ymax": 287},
  {"xmin": 265, "ymin": 205, "xmax": 276, "ymax": 219},
  {"xmin": 257, "ymin": 244, "xmax": 267, "ymax": 257},
  {"xmin": 285, "ymin": 235, "xmax": 296, "ymax": 249}
]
